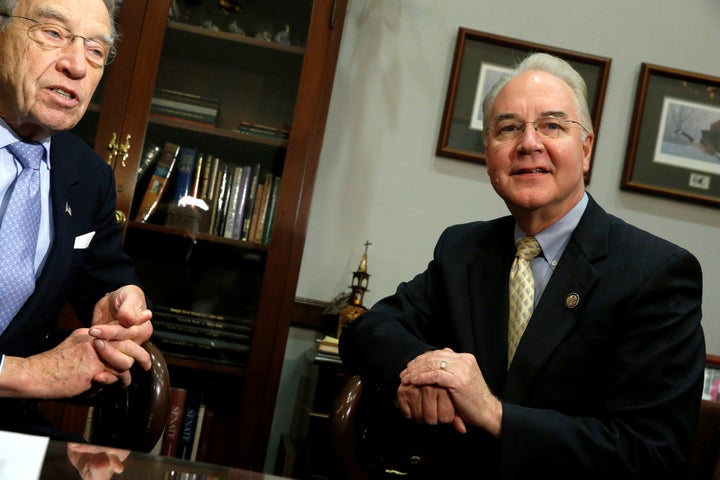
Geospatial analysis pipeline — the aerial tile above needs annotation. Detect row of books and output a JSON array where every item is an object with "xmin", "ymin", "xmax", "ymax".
[
  {"xmin": 152, "ymin": 305, "xmax": 253, "ymax": 368},
  {"xmin": 133, "ymin": 140, "xmax": 282, "ymax": 245},
  {"xmin": 150, "ymin": 88, "xmax": 220, "ymax": 126},
  {"xmin": 161, "ymin": 387, "xmax": 215, "ymax": 461}
]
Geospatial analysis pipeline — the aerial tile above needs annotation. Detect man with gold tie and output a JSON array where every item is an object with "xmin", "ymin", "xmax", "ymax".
[
  {"xmin": 339, "ymin": 53, "xmax": 704, "ymax": 478},
  {"xmin": 0, "ymin": 0, "xmax": 152, "ymax": 438}
]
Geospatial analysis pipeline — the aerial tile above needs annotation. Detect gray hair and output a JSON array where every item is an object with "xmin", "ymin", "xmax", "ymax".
[
  {"xmin": 482, "ymin": 52, "xmax": 593, "ymax": 134},
  {"xmin": 0, "ymin": 0, "xmax": 117, "ymax": 42}
]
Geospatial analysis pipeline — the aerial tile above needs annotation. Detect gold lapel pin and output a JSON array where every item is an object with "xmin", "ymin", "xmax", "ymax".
[{"xmin": 565, "ymin": 293, "xmax": 580, "ymax": 309}]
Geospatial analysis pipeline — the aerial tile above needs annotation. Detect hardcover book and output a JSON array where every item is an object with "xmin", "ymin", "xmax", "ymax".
[
  {"xmin": 135, "ymin": 142, "xmax": 181, "ymax": 222},
  {"xmin": 161, "ymin": 387, "xmax": 188, "ymax": 457}
]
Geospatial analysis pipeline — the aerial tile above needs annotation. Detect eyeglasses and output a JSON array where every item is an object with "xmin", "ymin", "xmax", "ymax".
[
  {"xmin": 485, "ymin": 118, "xmax": 589, "ymax": 143},
  {"xmin": 0, "ymin": 13, "xmax": 116, "ymax": 67}
]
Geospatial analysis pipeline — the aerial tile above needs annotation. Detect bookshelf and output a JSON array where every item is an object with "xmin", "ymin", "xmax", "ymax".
[{"xmin": 70, "ymin": 0, "xmax": 349, "ymax": 471}]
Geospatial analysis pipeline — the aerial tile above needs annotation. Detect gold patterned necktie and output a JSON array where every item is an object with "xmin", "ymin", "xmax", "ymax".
[{"xmin": 508, "ymin": 236, "xmax": 542, "ymax": 367}]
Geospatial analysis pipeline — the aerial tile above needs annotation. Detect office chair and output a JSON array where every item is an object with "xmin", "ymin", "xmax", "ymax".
[{"xmin": 332, "ymin": 375, "xmax": 720, "ymax": 480}]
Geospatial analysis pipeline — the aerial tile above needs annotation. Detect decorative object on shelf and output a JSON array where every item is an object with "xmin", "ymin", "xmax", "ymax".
[
  {"xmin": 621, "ymin": 63, "xmax": 720, "ymax": 208},
  {"xmin": 436, "ymin": 27, "xmax": 611, "ymax": 184},
  {"xmin": 273, "ymin": 24, "xmax": 290, "ymax": 45},
  {"xmin": 336, "ymin": 241, "xmax": 372, "ymax": 338}
]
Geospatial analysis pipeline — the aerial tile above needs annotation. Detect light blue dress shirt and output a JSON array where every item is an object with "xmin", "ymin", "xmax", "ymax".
[{"xmin": 514, "ymin": 192, "xmax": 588, "ymax": 307}]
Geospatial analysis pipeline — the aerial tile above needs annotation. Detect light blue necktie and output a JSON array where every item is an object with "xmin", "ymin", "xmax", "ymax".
[{"xmin": 0, "ymin": 141, "xmax": 44, "ymax": 333}]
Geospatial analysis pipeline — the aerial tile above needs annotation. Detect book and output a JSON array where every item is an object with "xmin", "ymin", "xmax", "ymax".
[
  {"xmin": 261, "ymin": 176, "xmax": 281, "ymax": 244},
  {"xmin": 194, "ymin": 408, "xmax": 215, "ymax": 462},
  {"xmin": 161, "ymin": 387, "xmax": 188, "ymax": 457},
  {"xmin": 247, "ymin": 182, "xmax": 265, "ymax": 243},
  {"xmin": 207, "ymin": 159, "xmax": 225, "ymax": 235},
  {"xmin": 239, "ymin": 163, "xmax": 261, "ymax": 241},
  {"xmin": 136, "ymin": 142, "xmax": 161, "ymax": 180},
  {"xmin": 230, "ymin": 166, "xmax": 252, "ymax": 240},
  {"xmin": 253, "ymin": 173, "xmax": 274, "ymax": 243},
  {"xmin": 154, "ymin": 305, "xmax": 254, "ymax": 333},
  {"xmin": 317, "ymin": 335, "xmax": 339, "ymax": 355},
  {"xmin": 213, "ymin": 164, "xmax": 234, "ymax": 236},
  {"xmin": 152, "ymin": 329, "xmax": 251, "ymax": 356},
  {"xmin": 153, "ymin": 318, "xmax": 251, "ymax": 343},
  {"xmin": 177, "ymin": 390, "xmax": 203, "ymax": 459},
  {"xmin": 223, "ymin": 165, "xmax": 246, "ymax": 239},
  {"xmin": 173, "ymin": 146, "xmax": 197, "ymax": 205},
  {"xmin": 135, "ymin": 142, "xmax": 180, "ymax": 222},
  {"xmin": 150, "ymin": 103, "xmax": 217, "ymax": 125},
  {"xmin": 190, "ymin": 403, "xmax": 206, "ymax": 461}
]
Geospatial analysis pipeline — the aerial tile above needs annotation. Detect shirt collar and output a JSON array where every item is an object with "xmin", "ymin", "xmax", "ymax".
[
  {"xmin": 514, "ymin": 192, "xmax": 588, "ymax": 267},
  {"xmin": 0, "ymin": 118, "xmax": 52, "ymax": 169}
]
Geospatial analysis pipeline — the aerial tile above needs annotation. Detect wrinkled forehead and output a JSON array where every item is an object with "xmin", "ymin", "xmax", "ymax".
[{"xmin": 491, "ymin": 70, "xmax": 577, "ymax": 119}]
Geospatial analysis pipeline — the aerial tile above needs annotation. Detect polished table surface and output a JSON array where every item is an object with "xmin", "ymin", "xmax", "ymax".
[{"xmin": 39, "ymin": 439, "xmax": 293, "ymax": 480}]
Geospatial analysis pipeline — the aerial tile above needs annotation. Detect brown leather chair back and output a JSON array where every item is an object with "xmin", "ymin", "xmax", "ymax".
[
  {"xmin": 85, "ymin": 340, "xmax": 171, "ymax": 452},
  {"xmin": 686, "ymin": 400, "xmax": 720, "ymax": 480},
  {"xmin": 332, "ymin": 376, "xmax": 720, "ymax": 480}
]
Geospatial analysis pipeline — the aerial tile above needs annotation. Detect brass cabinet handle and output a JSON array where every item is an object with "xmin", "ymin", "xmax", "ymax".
[
  {"xmin": 106, "ymin": 132, "xmax": 118, "ymax": 165},
  {"xmin": 114, "ymin": 209, "xmax": 127, "ymax": 226},
  {"xmin": 106, "ymin": 133, "xmax": 132, "ymax": 167}
]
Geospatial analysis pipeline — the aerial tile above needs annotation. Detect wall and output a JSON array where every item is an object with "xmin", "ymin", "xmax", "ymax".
[{"xmin": 296, "ymin": 0, "xmax": 720, "ymax": 353}]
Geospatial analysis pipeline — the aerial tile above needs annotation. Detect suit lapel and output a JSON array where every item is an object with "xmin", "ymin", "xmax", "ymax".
[
  {"xmin": 503, "ymin": 198, "xmax": 610, "ymax": 401},
  {"xmin": 468, "ymin": 218, "xmax": 515, "ymax": 394},
  {"xmin": 33, "ymin": 134, "xmax": 83, "ymax": 295}
]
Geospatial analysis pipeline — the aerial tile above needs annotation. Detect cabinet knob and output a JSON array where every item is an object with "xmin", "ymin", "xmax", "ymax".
[
  {"xmin": 118, "ymin": 134, "xmax": 132, "ymax": 168},
  {"xmin": 114, "ymin": 209, "xmax": 127, "ymax": 226},
  {"xmin": 106, "ymin": 132, "xmax": 118, "ymax": 165}
]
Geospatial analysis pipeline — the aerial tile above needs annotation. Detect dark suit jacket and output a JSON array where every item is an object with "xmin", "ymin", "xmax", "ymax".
[
  {"xmin": 340, "ymin": 196, "xmax": 705, "ymax": 479},
  {"xmin": 0, "ymin": 131, "xmax": 139, "ymax": 355}
]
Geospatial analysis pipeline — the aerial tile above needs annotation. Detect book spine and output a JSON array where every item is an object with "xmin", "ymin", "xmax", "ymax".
[
  {"xmin": 240, "ymin": 163, "xmax": 261, "ymax": 241},
  {"xmin": 161, "ymin": 387, "xmax": 187, "ymax": 457},
  {"xmin": 262, "ymin": 176, "xmax": 281, "ymax": 244},
  {"xmin": 151, "ymin": 96, "xmax": 218, "ymax": 117},
  {"xmin": 212, "ymin": 164, "xmax": 233, "ymax": 236},
  {"xmin": 136, "ymin": 142, "xmax": 161, "ymax": 180},
  {"xmin": 173, "ymin": 147, "xmax": 197, "ymax": 204},
  {"xmin": 135, "ymin": 142, "xmax": 180, "ymax": 222},
  {"xmin": 153, "ymin": 319, "xmax": 251, "ymax": 342},
  {"xmin": 253, "ymin": 173, "xmax": 274, "ymax": 243},
  {"xmin": 177, "ymin": 390, "xmax": 203, "ymax": 459},
  {"xmin": 151, "ymin": 104, "xmax": 217, "ymax": 125},
  {"xmin": 195, "ymin": 408, "xmax": 215, "ymax": 462},
  {"xmin": 190, "ymin": 403, "xmax": 206, "ymax": 461},
  {"xmin": 223, "ymin": 165, "xmax": 245, "ymax": 239},
  {"xmin": 247, "ymin": 182, "xmax": 265, "ymax": 243},
  {"xmin": 231, "ymin": 166, "xmax": 252, "ymax": 240}
]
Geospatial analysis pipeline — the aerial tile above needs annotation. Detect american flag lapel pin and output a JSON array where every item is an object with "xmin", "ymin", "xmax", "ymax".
[{"xmin": 65, "ymin": 202, "xmax": 72, "ymax": 216}]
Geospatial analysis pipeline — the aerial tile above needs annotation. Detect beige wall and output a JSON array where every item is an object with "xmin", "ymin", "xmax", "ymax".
[{"xmin": 297, "ymin": 0, "xmax": 720, "ymax": 352}]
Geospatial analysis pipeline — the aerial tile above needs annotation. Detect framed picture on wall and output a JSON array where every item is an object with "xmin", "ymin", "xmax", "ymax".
[
  {"xmin": 704, "ymin": 355, "xmax": 720, "ymax": 401},
  {"xmin": 622, "ymin": 64, "xmax": 720, "ymax": 207},
  {"xmin": 436, "ymin": 27, "xmax": 611, "ymax": 183}
]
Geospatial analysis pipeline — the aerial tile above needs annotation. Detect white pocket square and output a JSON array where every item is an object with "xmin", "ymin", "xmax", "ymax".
[{"xmin": 74, "ymin": 231, "xmax": 96, "ymax": 249}]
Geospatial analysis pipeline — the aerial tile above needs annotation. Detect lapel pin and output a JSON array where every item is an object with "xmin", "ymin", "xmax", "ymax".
[
  {"xmin": 65, "ymin": 202, "xmax": 72, "ymax": 216},
  {"xmin": 565, "ymin": 293, "xmax": 580, "ymax": 309}
]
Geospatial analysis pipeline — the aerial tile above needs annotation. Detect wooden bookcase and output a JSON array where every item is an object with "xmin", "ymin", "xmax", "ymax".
[{"xmin": 70, "ymin": 0, "xmax": 348, "ymax": 470}]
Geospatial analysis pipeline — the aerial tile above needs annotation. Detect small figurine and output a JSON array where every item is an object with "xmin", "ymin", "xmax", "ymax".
[{"xmin": 273, "ymin": 24, "xmax": 291, "ymax": 45}]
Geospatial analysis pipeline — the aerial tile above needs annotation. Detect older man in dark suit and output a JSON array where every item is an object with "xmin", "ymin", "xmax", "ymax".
[
  {"xmin": 0, "ymin": 0, "xmax": 152, "ymax": 436},
  {"xmin": 340, "ymin": 53, "xmax": 704, "ymax": 479}
]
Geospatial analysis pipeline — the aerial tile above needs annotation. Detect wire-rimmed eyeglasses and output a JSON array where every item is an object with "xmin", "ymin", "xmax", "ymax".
[
  {"xmin": 485, "ymin": 118, "xmax": 589, "ymax": 143},
  {"xmin": 0, "ymin": 13, "xmax": 116, "ymax": 67}
]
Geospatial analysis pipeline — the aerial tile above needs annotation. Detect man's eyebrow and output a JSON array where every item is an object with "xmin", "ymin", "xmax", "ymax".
[
  {"xmin": 491, "ymin": 113, "xmax": 521, "ymax": 123},
  {"xmin": 34, "ymin": 6, "xmax": 113, "ymax": 44},
  {"xmin": 540, "ymin": 111, "xmax": 569, "ymax": 119}
]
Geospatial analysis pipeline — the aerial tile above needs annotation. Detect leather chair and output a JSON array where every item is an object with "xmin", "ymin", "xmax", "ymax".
[
  {"xmin": 331, "ymin": 375, "xmax": 720, "ymax": 480},
  {"xmin": 45, "ymin": 340, "xmax": 172, "ymax": 453},
  {"xmin": 686, "ymin": 400, "xmax": 720, "ymax": 480}
]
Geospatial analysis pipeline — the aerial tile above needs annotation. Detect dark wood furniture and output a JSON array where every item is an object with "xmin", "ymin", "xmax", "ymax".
[{"xmin": 66, "ymin": 0, "xmax": 349, "ymax": 470}]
